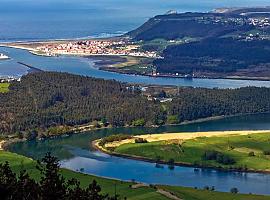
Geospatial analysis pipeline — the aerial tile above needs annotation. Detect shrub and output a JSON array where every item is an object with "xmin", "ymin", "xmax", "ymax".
[
  {"xmin": 263, "ymin": 150, "xmax": 270, "ymax": 155},
  {"xmin": 25, "ymin": 130, "xmax": 38, "ymax": 141},
  {"xmin": 99, "ymin": 134, "xmax": 133, "ymax": 146},
  {"xmin": 167, "ymin": 115, "xmax": 179, "ymax": 124},
  {"xmin": 248, "ymin": 151, "xmax": 255, "ymax": 157},
  {"xmin": 155, "ymin": 156, "xmax": 163, "ymax": 163},
  {"xmin": 135, "ymin": 138, "xmax": 148, "ymax": 143},
  {"xmin": 230, "ymin": 187, "xmax": 239, "ymax": 194},
  {"xmin": 204, "ymin": 186, "xmax": 210, "ymax": 190},
  {"xmin": 202, "ymin": 150, "xmax": 235, "ymax": 165},
  {"xmin": 168, "ymin": 158, "xmax": 175, "ymax": 165},
  {"xmin": 202, "ymin": 150, "xmax": 218, "ymax": 160},
  {"xmin": 216, "ymin": 154, "xmax": 235, "ymax": 165},
  {"xmin": 131, "ymin": 119, "xmax": 146, "ymax": 127},
  {"xmin": 168, "ymin": 158, "xmax": 175, "ymax": 170}
]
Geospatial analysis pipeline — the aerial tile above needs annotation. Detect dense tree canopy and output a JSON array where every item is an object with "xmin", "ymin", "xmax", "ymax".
[
  {"xmin": 0, "ymin": 72, "xmax": 163, "ymax": 134},
  {"xmin": 0, "ymin": 72, "xmax": 270, "ymax": 136},
  {"xmin": 155, "ymin": 38, "xmax": 270, "ymax": 74}
]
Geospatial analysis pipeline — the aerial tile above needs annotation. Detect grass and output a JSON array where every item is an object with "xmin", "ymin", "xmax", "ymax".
[
  {"xmin": 114, "ymin": 132, "xmax": 270, "ymax": 171},
  {"xmin": 113, "ymin": 56, "xmax": 142, "ymax": 68},
  {"xmin": 0, "ymin": 150, "xmax": 166, "ymax": 200},
  {"xmin": 160, "ymin": 185, "xmax": 270, "ymax": 200},
  {"xmin": 113, "ymin": 56, "xmax": 154, "ymax": 74},
  {"xmin": 1, "ymin": 150, "xmax": 269, "ymax": 200},
  {"xmin": 0, "ymin": 83, "xmax": 10, "ymax": 93}
]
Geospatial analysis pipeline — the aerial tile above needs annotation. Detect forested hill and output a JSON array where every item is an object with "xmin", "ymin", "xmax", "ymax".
[
  {"xmin": 0, "ymin": 72, "xmax": 270, "ymax": 136},
  {"xmin": 155, "ymin": 38, "xmax": 270, "ymax": 74},
  {"xmin": 127, "ymin": 8, "xmax": 270, "ymax": 78},
  {"xmin": 127, "ymin": 8, "xmax": 270, "ymax": 41},
  {"xmin": 127, "ymin": 12, "xmax": 252, "ymax": 41},
  {"xmin": 0, "ymin": 72, "xmax": 163, "ymax": 134}
]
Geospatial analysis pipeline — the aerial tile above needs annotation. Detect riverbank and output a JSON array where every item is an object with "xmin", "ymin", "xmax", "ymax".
[
  {"xmin": 100, "ymin": 66, "xmax": 270, "ymax": 81},
  {"xmin": 93, "ymin": 130, "xmax": 270, "ymax": 173},
  {"xmin": 3, "ymin": 113, "xmax": 267, "ymax": 152},
  {"xmin": 2, "ymin": 42, "xmax": 270, "ymax": 82},
  {"xmin": 0, "ymin": 115, "xmax": 225, "ymax": 153},
  {"xmin": 1, "ymin": 150, "xmax": 270, "ymax": 199}
]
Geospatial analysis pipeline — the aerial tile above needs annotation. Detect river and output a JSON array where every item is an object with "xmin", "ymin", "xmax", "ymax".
[
  {"xmin": 3, "ymin": 0, "xmax": 270, "ymax": 195},
  {"xmin": 1, "ymin": 47, "xmax": 270, "ymax": 88},
  {"xmin": 8, "ymin": 113, "xmax": 270, "ymax": 195}
]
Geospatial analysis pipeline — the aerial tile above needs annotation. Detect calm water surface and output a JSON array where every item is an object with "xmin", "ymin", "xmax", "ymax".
[
  {"xmin": 1, "ymin": 47, "xmax": 270, "ymax": 88},
  {"xmin": 0, "ymin": 0, "xmax": 269, "ymax": 42},
  {"xmin": 9, "ymin": 113, "xmax": 270, "ymax": 195}
]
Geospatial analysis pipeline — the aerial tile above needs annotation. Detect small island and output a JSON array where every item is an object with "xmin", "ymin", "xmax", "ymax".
[{"xmin": 94, "ymin": 130, "xmax": 270, "ymax": 172}]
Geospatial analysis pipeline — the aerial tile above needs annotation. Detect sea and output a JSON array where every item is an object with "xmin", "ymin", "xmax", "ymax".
[{"xmin": 0, "ymin": 0, "xmax": 269, "ymax": 42}]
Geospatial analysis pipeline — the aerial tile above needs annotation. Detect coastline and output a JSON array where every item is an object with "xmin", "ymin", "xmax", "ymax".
[
  {"xmin": 100, "ymin": 66, "xmax": 270, "ymax": 82},
  {"xmin": 1, "ymin": 43, "xmax": 270, "ymax": 82},
  {"xmin": 92, "ymin": 130, "xmax": 270, "ymax": 174}
]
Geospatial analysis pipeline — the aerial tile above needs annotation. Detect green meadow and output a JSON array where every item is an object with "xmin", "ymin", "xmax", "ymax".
[
  {"xmin": 1, "ymin": 150, "xmax": 270, "ymax": 200},
  {"xmin": 114, "ymin": 132, "xmax": 270, "ymax": 171}
]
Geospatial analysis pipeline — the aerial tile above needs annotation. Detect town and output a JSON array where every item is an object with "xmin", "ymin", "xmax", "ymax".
[{"xmin": 35, "ymin": 39, "xmax": 160, "ymax": 58}]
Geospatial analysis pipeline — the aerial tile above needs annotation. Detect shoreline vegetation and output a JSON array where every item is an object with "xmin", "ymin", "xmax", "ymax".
[
  {"xmin": 0, "ymin": 114, "xmax": 227, "ymax": 152},
  {"xmin": 1, "ymin": 151, "xmax": 270, "ymax": 199},
  {"xmin": 93, "ymin": 130, "xmax": 270, "ymax": 174},
  {"xmin": 0, "ymin": 113, "xmax": 261, "ymax": 151}
]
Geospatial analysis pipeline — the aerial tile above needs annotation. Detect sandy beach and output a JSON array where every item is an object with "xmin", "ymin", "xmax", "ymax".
[{"xmin": 104, "ymin": 130, "xmax": 270, "ymax": 148}]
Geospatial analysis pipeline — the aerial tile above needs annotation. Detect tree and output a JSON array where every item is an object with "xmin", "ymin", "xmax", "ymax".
[
  {"xmin": 167, "ymin": 115, "xmax": 179, "ymax": 124},
  {"xmin": 0, "ymin": 162, "xmax": 17, "ymax": 199},
  {"xmin": 13, "ymin": 171, "xmax": 40, "ymax": 200},
  {"xmin": 248, "ymin": 152, "xmax": 255, "ymax": 157},
  {"xmin": 0, "ymin": 152, "xmax": 118, "ymax": 200},
  {"xmin": 230, "ymin": 187, "xmax": 239, "ymax": 194},
  {"xmin": 132, "ymin": 119, "xmax": 145, "ymax": 127},
  {"xmin": 37, "ymin": 152, "xmax": 67, "ymax": 200}
]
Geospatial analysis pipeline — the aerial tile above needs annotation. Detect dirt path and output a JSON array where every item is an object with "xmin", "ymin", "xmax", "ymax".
[{"xmin": 157, "ymin": 189, "xmax": 183, "ymax": 200}]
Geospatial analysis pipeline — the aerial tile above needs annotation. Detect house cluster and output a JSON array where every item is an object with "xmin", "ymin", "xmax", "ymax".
[
  {"xmin": 0, "ymin": 76, "xmax": 20, "ymax": 83},
  {"xmin": 197, "ymin": 16, "xmax": 246, "ymax": 26},
  {"xmin": 249, "ymin": 17, "xmax": 270, "ymax": 28},
  {"xmin": 197, "ymin": 15, "xmax": 270, "ymax": 29},
  {"xmin": 36, "ymin": 40, "xmax": 159, "ymax": 58}
]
